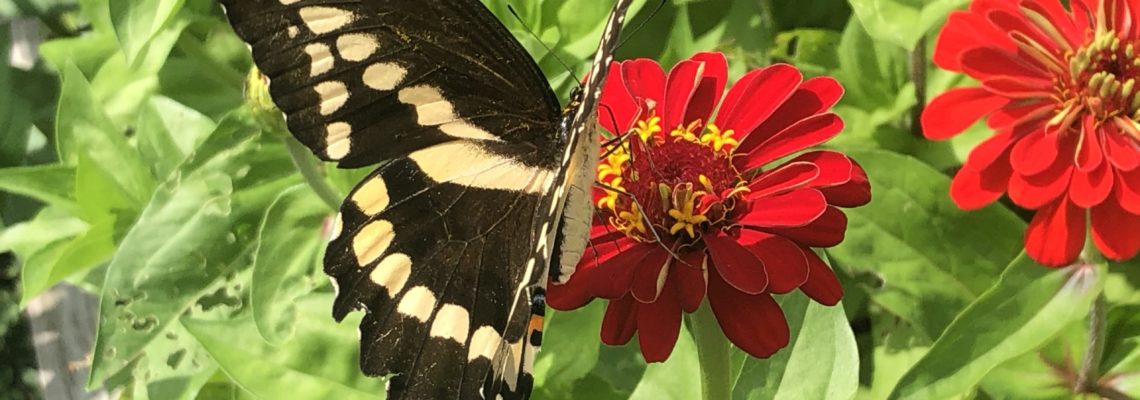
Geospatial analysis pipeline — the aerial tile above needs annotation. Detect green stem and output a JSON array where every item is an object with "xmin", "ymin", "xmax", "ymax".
[
  {"xmin": 283, "ymin": 136, "xmax": 342, "ymax": 211},
  {"xmin": 688, "ymin": 302, "xmax": 732, "ymax": 400},
  {"xmin": 1075, "ymin": 233, "xmax": 1107, "ymax": 394}
]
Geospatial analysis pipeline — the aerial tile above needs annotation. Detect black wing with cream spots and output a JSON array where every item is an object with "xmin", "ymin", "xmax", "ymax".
[{"xmin": 219, "ymin": 0, "xmax": 632, "ymax": 399}]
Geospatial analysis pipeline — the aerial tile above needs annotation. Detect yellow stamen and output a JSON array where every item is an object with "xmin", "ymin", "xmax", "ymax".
[
  {"xmin": 634, "ymin": 116, "xmax": 663, "ymax": 142},
  {"xmin": 700, "ymin": 123, "xmax": 739, "ymax": 153},
  {"xmin": 667, "ymin": 186, "xmax": 708, "ymax": 238}
]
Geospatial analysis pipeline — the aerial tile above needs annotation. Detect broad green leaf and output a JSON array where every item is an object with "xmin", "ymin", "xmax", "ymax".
[
  {"xmin": 39, "ymin": 33, "xmax": 120, "ymax": 78},
  {"xmin": 251, "ymin": 185, "xmax": 325, "ymax": 345},
  {"xmin": 534, "ymin": 301, "xmax": 607, "ymax": 397},
  {"xmin": 56, "ymin": 63, "xmax": 155, "ymax": 210},
  {"xmin": 848, "ymin": 0, "xmax": 967, "ymax": 50},
  {"xmin": 770, "ymin": 29, "xmax": 842, "ymax": 76},
  {"xmin": 978, "ymin": 319, "xmax": 1086, "ymax": 400},
  {"xmin": 136, "ymin": 96, "xmax": 217, "ymax": 180},
  {"xmin": 827, "ymin": 149, "xmax": 1024, "ymax": 340},
  {"xmin": 0, "ymin": 207, "xmax": 86, "ymax": 257},
  {"xmin": 628, "ymin": 321, "xmax": 701, "ymax": 400},
  {"xmin": 89, "ymin": 117, "xmax": 290, "ymax": 384},
  {"xmin": 889, "ymin": 256, "xmax": 1105, "ymax": 399},
  {"xmin": 0, "ymin": 165, "xmax": 78, "ymax": 211},
  {"xmin": 183, "ymin": 294, "xmax": 387, "ymax": 400},
  {"xmin": 857, "ymin": 315, "xmax": 931, "ymax": 400},
  {"xmin": 733, "ymin": 292, "xmax": 858, "ymax": 400},
  {"xmin": 108, "ymin": 0, "xmax": 186, "ymax": 64},
  {"xmin": 19, "ymin": 219, "xmax": 115, "ymax": 304},
  {"xmin": 835, "ymin": 17, "xmax": 909, "ymax": 112},
  {"xmin": 125, "ymin": 321, "xmax": 218, "ymax": 400},
  {"xmin": 89, "ymin": 17, "xmax": 188, "ymax": 128}
]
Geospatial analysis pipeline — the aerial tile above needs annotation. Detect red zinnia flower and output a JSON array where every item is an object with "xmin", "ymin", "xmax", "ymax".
[
  {"xmin": 546, "ymin": 52, "xmax": 871, "ymax": 361},
  {"xmin": 923, "ymin": 0, "xmax": 1140, "ymax": 266}
]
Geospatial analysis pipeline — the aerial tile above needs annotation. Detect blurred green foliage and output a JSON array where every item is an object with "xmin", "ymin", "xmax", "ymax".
[{"xmin": 0, "ymin": 0, "xmax": 1138, "ymax": 399}]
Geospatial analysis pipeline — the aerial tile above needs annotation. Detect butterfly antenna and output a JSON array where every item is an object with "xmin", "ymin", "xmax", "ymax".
[
  {"xmin": 615, "ymin": 0, "xmax": 668, "ymax": 50},
  {"xmin": 507, "ymin": 5, "xmax": 581, "ymax": 84}
]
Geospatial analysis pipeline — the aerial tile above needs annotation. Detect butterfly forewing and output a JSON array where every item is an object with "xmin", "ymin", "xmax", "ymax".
[{"xmin": 219, "ymin": 0, "xmax": 632, "ymax": 398}]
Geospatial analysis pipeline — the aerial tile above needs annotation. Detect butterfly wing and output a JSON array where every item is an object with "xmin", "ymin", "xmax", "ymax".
[{"xmin": 219, "ymin": 0, "xmax": 631, "ymax": 398}]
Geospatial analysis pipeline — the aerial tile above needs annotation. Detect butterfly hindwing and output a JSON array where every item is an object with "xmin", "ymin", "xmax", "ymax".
[{"xmin": 219, "ymin": 0, "xmax": 633, "ymax": 399}]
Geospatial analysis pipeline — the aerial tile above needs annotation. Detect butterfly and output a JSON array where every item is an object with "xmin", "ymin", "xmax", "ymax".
[{"xmin": 218, "ymin": 0, "xmax": 633, "ymax": 398}]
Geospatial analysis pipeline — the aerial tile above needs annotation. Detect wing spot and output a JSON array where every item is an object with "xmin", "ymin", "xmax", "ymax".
[
  {"xmin": 363, "ymin": 62, "xmax": 407, "ymax": 91},
  {"xmin": 369, "ymin": 253, "xmax": 412, "ymax": 297},
  {"xmin": 304, "ymin": 43, "xmax": 335, "ymax": 77},
  {"xmin": 408, "ymin": 142, "xmax": 554, "ymax": 193},
  {"xmin": 396, "ymin": 286, "xmax": 436, "ymax": 322},
  {"xmin": 429, "ymin": 304, "xmax": 470, "ymax": 344},
  {"xmin": 329, "ymin": 212, "xmax": 344, "ymax": 241},
  {"xmin": 287, "ymin": 26, "xmax": 300, "ymax": 38},
  {"xmin": 352, "ymin": 219, "xmax": 394, "ymax": 266},
  {"xmin": 336, "ymin": 33, "xmax": 379, "ymax": 62},
  {"xmin": 397, "ymin": 85, "xmax": 498, "ymax": 140},
  {"xmin": 467, "ymin": 326, "xmax": 502, "ymax": 361},
  {"xmin": 298, "ymin": 6, "xmax": 356, "ymax": 35},
  {"xmin": 279, "ymin": 0, "xmax": 300, "ymax": 4},
  {"xmin": 314, "ymin": 80, "xmax": 349, "ymax": 115},
  {"xmin": 351, "ymin": 176, "xmax": 390, "ymax": 215},
  {"xmin": 325, "ymin": 122, "xmax": 352, "ymax": 159}
]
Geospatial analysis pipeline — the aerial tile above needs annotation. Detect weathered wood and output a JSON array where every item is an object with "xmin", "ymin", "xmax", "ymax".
[{"xmin": 26, "ymin": 284, "xmax": 114, "ymax": 400}]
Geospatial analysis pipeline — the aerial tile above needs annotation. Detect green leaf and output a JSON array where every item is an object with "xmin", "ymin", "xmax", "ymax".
[
  {"xmin": 847, "ymin": 0, "xmax": 967, "ymax": 50},
  {"xmin": 182, "ymin": 294, "xmax": 387, "ymax": 400},
  {"xmin": 0, "ymin": 165, "xmax": 78, "ymax": 211},
  {"xmin": 55, "ymin": 62, "xmax": 155, "ymax": 210},
  {"xmin": 827, "ymin": 149, "xmax": 1024, "ymax": 340},
  {"xmin": 889, "ymin": 256, "xmax": 1106, "ymax": 399},
  {"xmin": 534, "ymin": 301, "xmax": 606, "ymax": 397},
  {"xmin": 88, "ymin": 117, "xmax": 288, "ymax": 385},
  {"xmin": 136, "ymin": 96, "xmax": 218, "ymax": 180},
  {"xmin": 835, "ymin": 17, "xmax": 909, "ymax": 112},
  {"xmin": 251, "ymin": 185, "xmax": 325, "ymax": 345},
  {"xmin": 733, "ymin": 292, "xmax": 858, "ymax": 400},
  {"xmin": 124, "ymin": 321, "xmax": 219, "ymax": 400},
  {"xmin": 0, "ymin": 25, "xmax": 33, "ymax": 167},
  {"xmin": 108, "ymin": 0, "xmax": 186, "ymax": 65},
  {"xmin": 19, "ymin": 219, "xmax": 115, "ymax": 304}
]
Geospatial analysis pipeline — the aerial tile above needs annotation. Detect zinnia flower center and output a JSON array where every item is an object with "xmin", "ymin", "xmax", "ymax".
[
  {"xmin": 597, "ymin": 114, "xmax": 748, "ymax": 245},
  {"xmin": 1057, "ymin": 30, "xmax": 1140, "ymax": 138}
]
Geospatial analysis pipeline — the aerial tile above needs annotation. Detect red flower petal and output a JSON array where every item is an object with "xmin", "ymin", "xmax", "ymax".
[
  {"xmin": 600, "ymin": 295, "xmax": 639, "ymax": 346},
  {"xmin": 588, "ymin": 244, "xmax": 658, "ymax": 299},
  {"xmin": 1022, "ymin": 0, "xmax": 1083, "ymax": 49},
  {"xmin": 661, "ymin": 59, "xmax": 705, "ymax": 129},
  {"xmin": 707, "ymin": 270, "xmax": 789, "ymax": 358},
  {"xmin": 1115, "ymin": 167, "xmax": 1140, "ymax": 214},
  {"xmin": 821, "ymin": 158, "xmax": 871, "ymax": 208},
  {"xmin": 1076, "ymin": 117, "xmax": 1105, "ymax": 171},
  {"xmin": 1070, "ymin": 161, "xmax": 1114, "ymax": 208},
  {"xmin": 933, "ymin": 11, "xmax": 1018, "ymax": 71},
  {"xmin": 922, "ymin": 87, "xmax": 1009, "ymax": 140},
  {"xmin": 636, "ymin": 278, "xmax": 683, "ymax": 363},
  {"xmin": 741, "ymin": 113, "xmax": 844, "ymax": 171},
  {"xmin": 952, "ymin": 153, "xmax": 1014, "ymax": 210},
  {"xmin": 631, "ymin": 248, "xmax": 672, "ymax": 302},
  {"xmin": 789, "ymin": 150, "xmax": 851, "ymax": 188},
  {"xmin": 1092, "ymin": 199, "xmax": 1140, "ymax": 261},
  {"xmin": 740, "ymin": 230, "xmax": 809, "ymax": 294},
  {"xmin": 718, "ymin": 64, "xmax": 803, "ymax": 148},
  {"xmin": 598, "ymin": 61, "xmax": 638, "ymax": 135},
  {"xmin": 682, "ymin": 52, "xmax": 728, "ymax": 129},
  {"xmin": 741, "ymin": 189, "xmax": 828, "ymax": 228},
  {"xmin": 960, "ymin": 47, "xmax": 1051, "ymax": 80},
  {"xmin": 747, "ymin": 161, "xmax": 820, "ymax": 198},
  {"xmin": 762, "ymin": 207, "xmax": 849, "ymax": 248},
  {"xmin": 736, "ymin": 76, "xmax": 843, "ymax": 154},
  {"xmin": 1009, "ymin": 154, "xmax": 1074, "ymax": 209},
  {"xmin": 1104, "ymin": 124, "xmax": 1140, "ymax": 171},
  {"xmin": 981, "ymin": 76, "xmax": 1055, "ymax": 99},
  {"xmin": 621, "ymin": 59, "xmax": 666, "ymax": 109},
  {"xmin": 987, "ymin": 102, "xmax": 1053, "ymax": 131},
  {"xmin": 1010, "ymin": 131, "xmax": 1059, "ymax": 176},
  {"xmin": 705, "ymin": 234, "xmax": 768, "ymax": 294},
  {"xmin": 673, "ymin": 250, "xmax": 708, "ymax": 313},
  {"xmin": 963, "ymin": 130, "xmax": 1017, "ymax": 172},
  {"xmin": 800, "ymin": 250, "xmax": 844, "ymax": 306},
  {"xmin": 1025, "ymin": 199, "xmax": 1085, "ymax": 267}
]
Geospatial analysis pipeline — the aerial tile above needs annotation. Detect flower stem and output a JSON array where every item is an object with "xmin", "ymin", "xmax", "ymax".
[
  {"xmin": 1076, "ymin": 293, "xmax": 1107, "ymax": 394},
  {"xmin": 688, "ymin": 302, "xmax": 732, "ymax": 400},
  {"xmin": 909, "ymin": 36, "xmax": 928, "ymax": 138},
  {"xmin": 283, "ymin": 136, "xmax": 342, "ymax": 211}
]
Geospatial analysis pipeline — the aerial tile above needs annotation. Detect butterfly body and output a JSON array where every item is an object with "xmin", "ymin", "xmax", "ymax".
[{"xmin": 219, "ymin": 1, "xmax": 631, "ymax": 398}]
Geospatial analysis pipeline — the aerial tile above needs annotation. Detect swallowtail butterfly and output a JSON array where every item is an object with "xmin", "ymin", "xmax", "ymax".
[{"xmin": 219, "ymin": 0, "xmax": 633, "ymax": 398}]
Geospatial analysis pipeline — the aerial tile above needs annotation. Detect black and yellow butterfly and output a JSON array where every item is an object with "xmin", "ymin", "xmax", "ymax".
[{"xmin": 219, "ymin": 1, "xmax": 633, "ymax": 398}]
